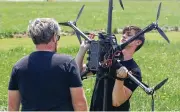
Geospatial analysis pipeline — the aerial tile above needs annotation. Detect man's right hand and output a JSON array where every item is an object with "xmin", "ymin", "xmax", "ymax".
[{"xmin": 116, "ymin": 66, "xmax": 128, "ymax": 79}]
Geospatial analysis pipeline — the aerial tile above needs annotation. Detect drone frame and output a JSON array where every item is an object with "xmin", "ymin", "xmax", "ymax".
[{"xmin": 59, "ymin": 1, "xmax": 169, "ymax": 111}]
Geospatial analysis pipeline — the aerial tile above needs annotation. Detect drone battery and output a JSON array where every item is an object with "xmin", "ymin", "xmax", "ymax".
[{"xmin": 87, "ymin": 40, "xmax": 100, "ymax": 72}]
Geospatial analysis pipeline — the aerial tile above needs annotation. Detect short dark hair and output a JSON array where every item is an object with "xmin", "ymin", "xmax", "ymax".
[{"xmin": 122, "ymin": 25, "xmax": 145, "ymax": 51}]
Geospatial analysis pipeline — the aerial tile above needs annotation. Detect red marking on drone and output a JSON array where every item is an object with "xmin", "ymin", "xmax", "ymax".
[{"xmin": 107, "ymin": 59, "xmax": 112, "ymax": 66}]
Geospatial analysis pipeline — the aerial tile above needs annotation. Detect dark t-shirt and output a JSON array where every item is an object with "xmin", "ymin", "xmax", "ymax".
[
  {"xmin": 90, "ymin": 59, "xmax": 142, "ymax": 111},
  {"xmin": 8, "ymin": 51, "xmax": 82, "ymax": 111}
]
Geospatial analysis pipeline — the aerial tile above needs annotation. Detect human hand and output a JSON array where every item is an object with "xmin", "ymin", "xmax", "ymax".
[
  {"xmin": 79, "ymin": 33, "xmax": 95, "ymax": 52},
  {"xmin": 79, "ymin": 40, "xmax": 90, "ymax": 52},
  {"xmin": 116, "ymin": 66, "xmax": 128, "ymax": 78},
  {"xmin": 88, "ymin": 33, "xmax": 95, "ymax": 39}
]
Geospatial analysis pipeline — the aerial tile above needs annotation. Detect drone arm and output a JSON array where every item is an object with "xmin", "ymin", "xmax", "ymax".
[
  {"xmin": 119, "ymin": 23, "xmax": 155, "ymax": 50},
  {"xmin": 68, "ymin": 22, "xmax": 92, "ymax": 42},
  {"xmin": 127, "ymin": 72, "xmax": 153, "ymax": 95}
]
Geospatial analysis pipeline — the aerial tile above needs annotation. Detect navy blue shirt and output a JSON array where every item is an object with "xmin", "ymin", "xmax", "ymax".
[
  {"xmin": 90, "ymin": 59, "xmax": 142, "ymax": 111},
  {"xmin": 8, "ymin": 51, "xmax": 82, "ymax": 111}
]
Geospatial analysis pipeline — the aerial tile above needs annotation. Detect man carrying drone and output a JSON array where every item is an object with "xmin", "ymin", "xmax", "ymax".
[
  {"xmin": 75, "ymin": 25, "xmax": 145, "ymax": 111},
  {"xmin": 58, "ymin": 1, "xmax": 169, "ymax": 110}
]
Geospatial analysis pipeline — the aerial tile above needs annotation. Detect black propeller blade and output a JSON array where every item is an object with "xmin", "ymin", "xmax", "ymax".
[
  {"xmin": 154, "ymin": 2, "xmax": 170, "ymax": 43},
  {"xmin": 59, "ymin": 5, "xmax": 85, "ymax": 44},
  {"xmin": 74, "ymin": 5, "xmax": 85, "ymax": 44},
  {"xmin": 119, "ymin": 0, "xmax": 124, "ymax": 10},
  {"xmin": 75, "ymin": 5, "xmax": 85, "ymax": 24},
  {"xmin": 150, "ymin": 78, "xmax": 168, "ymax": 111},
  {"xmin": 84, "ymin": 32, "xmax": 90, "ymax": 35},
  {"xmin": 157, "ymin": 27, "xmax": 170, "ymax": 43},
  {"xmin": 156, "ymin": 2, "xmax": 161, "ymax": 24},
  {"xmin": 152, "ymin": 95, "xmax": 155, "ymax": 111},
  {"xmin": 154, "ymin": 78, "xmax": 168, "ymax": 91},
  {"xmin": 76, "ymin": 32, "xmax": 82, "ymax": 44},
  {"xmin": 58, "ymin": 22, "xmax": 69, "ymax": 26}
]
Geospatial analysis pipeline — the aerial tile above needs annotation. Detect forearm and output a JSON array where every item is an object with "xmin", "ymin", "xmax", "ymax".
[
  {"xmin": 112, "ymin": 80, "xmax": 128, "ymax": 107},
  {"xmin": 8, "ymin": 90, "xmax": 20, "ymax": 111},
  {"xmin": 71, "ymin": 87, "xmax": 88, "ymax": 111},
  {"xmin": 73, "ymin": 101, "xmax": 88, "ymax": 111},
  {"xmin": 8, "ymin": 105, "xmax": 20, "ymax": 111},
  {"xmin": 75, "ymin": 49, "xmax": 86, "ymax": 72},
  {"xmin": 72, "ymin": 95, "xmax": 88, "ymax": 111}
]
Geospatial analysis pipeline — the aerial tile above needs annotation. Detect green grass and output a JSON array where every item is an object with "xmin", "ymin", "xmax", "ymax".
[
  {"xmin": 0, "ymin": 32, "xmax": 180, "ymax": 51},
  {"xmin": 0, "ymin": 36, "xmax": 80, "ymax": 51},
  {"xmin": 131, "ymin": 41, "xmax": 180, "ymax": 111},
  {"xmin": 0, "ymin": 32, "xmax": 180, "ymax": 111},
  {"xmin": 0, "ymin": 1, "xmax": 180, "ymax": 34},
  {"xmin": 0, "ymin": 0, "xmax": 180, "ymax": 110}
]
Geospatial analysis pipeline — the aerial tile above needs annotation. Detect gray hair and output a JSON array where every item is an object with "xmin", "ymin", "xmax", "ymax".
[{"xmin": 28, "ymin": 18, "xmax": 61, "ymax": 45}]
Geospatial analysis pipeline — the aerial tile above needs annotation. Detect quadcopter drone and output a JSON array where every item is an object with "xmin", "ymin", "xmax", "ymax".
[{"xmin": 59, "ymin": 0, "xmax": 169, "ymax": 111}]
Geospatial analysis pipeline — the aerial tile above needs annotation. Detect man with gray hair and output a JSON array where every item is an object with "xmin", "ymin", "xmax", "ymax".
[{"xmin": 8, "ymin": 18, "xmax": 88, "ymax": 111}]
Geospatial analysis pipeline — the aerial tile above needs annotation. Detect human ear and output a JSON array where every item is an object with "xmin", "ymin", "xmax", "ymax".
[
  {"xmin": 136, "ymin": 40, "xmax": 142, "ymax": 45},
  {"xmin": 51, "ymin": 35, "xmax": 56, "ymax": 42}
]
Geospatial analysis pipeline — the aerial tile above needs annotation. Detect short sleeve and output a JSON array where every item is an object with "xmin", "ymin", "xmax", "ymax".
[
  {"xmin": 67, "ymin": 59, "xmax": 82, "ymax": 87},
  {"xmin": 124, "ymin": 68, "xmax": 142, "ymax": 92},
  {"xmin": 8, "ymin": 66, "xmax": 19, "ymax": 90}
]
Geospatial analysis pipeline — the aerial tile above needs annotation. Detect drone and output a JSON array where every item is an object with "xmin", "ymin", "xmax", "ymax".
[{"xmin": 59, "ymin": 0, "xmax": 169, "ymax": 111}]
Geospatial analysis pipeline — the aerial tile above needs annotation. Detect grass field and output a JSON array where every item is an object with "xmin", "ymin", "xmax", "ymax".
[
  {"xmin": 0, "ymin": 0, "xmax": 180, "ymax": 111},
  {"xmin": 0, "ymin": 0, "xmax": 180, "ymax": 35},
  {"xmin": 0, "ymin": 32, "xmax": 180, "ymax": 111}
]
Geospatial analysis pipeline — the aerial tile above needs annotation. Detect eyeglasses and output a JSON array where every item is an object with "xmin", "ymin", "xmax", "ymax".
[{"xmin": 57, "ymin": 35, "xmax": 60, "ymax": 41}]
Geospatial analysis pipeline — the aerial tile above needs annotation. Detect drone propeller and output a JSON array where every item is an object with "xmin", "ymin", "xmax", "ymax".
[
  {"xmin": 74, "ymin": 5, "xmax": 85, "ymax": 24},
  {"xmin": 73, "ymin": 5, "xmax": 85, "ymax": 44},
  {"xmin": 59, "ymin": 5, "xmax": 85, "ymax": 44},
  {"xmin": 76, "ymin": 32, "xmax": 82, "ymax": 44},
  {"xmin": 154, "ymin": 2, "xmax": 170, "ymax": 43},
  {"xmin": 153, "ymin": 78, "xmax": 168, "ymax": 91},
  {"xmin": 58, "ymin": 22, "xmax": 69, "ymax": 26},
  {"xmin": 119, "ymin": 0, "xmax": 124, "ymax": 10},
  {"xmin": 156, "ymin": 2, "xmax": 161, "ymax": 24},
  {"xmin": 157, "ymin": 27, "xmax": 170, "ymax": 43},
  {"xmin": 84, "ymin": 32, "xmax": 91, "ymax": 35},
  {"xmin": 119, "ymin": 2, "xmax": 170, "ymax": 51},
  {"xmin": 151, "ymin": 78, "xmax": 168, "ymax": 111}
]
